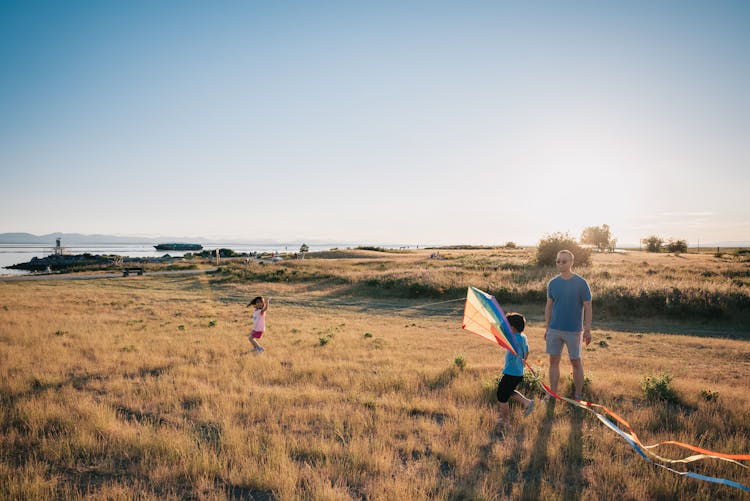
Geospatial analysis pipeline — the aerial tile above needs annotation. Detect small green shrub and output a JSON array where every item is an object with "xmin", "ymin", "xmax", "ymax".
[
  {"xmin": 517, "ymin": 370, "xmax": 542, "ymax": 394},
  {"xmin": 453, "ymin": 355, "xmax": 466, "ymax": 371},
  {"xmin": 363, "ymin": 332, "xmax": 373, "ymax": 338},
  {"xmin": 566, "ymin": 372, "xmax": 592, "ymax": 394},
  {"xmin": 318, "ymin": 334, "xmax": 335, "ymax": 346},
  {"xmin": 700, "ymin": 389, "xmax": 719, "ymax": 402},
  {"xmin": 208, "ymin": 320, "xmax": 217, "ymax": 328},
  {"xmin": 642, "ymin": 372, "xmax": 678, "ymax": 402}
]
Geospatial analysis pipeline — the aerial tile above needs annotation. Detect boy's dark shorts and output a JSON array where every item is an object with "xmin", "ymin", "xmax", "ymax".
[{"xmin": 497, "ymin": 374, "xmax": 523, "ymax": 403}]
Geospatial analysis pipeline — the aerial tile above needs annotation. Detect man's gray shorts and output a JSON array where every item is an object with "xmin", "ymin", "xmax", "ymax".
[{"xmin": 546, "ymin": 328, "xmax": 582, "ymax": 360}]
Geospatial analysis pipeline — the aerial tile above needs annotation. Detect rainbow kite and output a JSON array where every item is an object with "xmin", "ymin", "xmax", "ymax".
[{"xmin": 462, "ymin": 286, "xmax": 750, "ymax": 492}]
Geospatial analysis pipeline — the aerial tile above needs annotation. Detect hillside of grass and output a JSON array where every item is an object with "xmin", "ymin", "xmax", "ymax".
[
  {"xmin": 213, "ymin": 248, "xmax": 750, "ymax": 329},
  {"xmin": 1, "ymin": 269, "xmax": 749, "ymax": 499}
]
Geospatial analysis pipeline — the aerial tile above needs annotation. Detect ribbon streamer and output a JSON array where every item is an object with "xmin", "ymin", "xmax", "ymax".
[{"xmin": 462, "ymin": 286, "xmax": 749, "ymax": 492}]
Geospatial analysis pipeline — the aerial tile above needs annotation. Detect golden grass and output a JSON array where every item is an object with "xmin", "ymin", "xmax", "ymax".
[
  {"xmin": 1, "ymin": 253, "xmax": 749, "ymax": 499},
  {"xmin": 215, "ymin": 248, "xmax": 750, "ymax": 326}
]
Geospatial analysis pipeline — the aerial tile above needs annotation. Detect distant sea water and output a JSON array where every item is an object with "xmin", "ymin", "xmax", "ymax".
[{"xmin": 0, "ymin": 242, "xmax": 415, "ymax": 276}]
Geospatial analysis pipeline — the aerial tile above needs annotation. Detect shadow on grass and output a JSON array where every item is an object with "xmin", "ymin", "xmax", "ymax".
[
  {"xmin": 446, "ymin": 416, "xmax": 509, "ymax": 499},
  {"xmin": 217, "ymin": 479, "xmax": 275, "ymax": 501},
  {"xmin": 521, "ymin": 400, "xmax": 556, "ymax": 500},
  {"xmin": 0, "ymin": 370, "xmax": 110, "ymax": 413},
  {"xmin": 519, "ymin": 400, "xmax": 587, "ymax": 500},
  {"xmin": 420, "ymin": 367, "xmax": 459, "ymax": 391},
  {"xmin": 501, "ymin": 425, "xmax": 527, "ymax": 498},
  {"xmin": 588, "ymin": 317, "xmax": 750, "ymax": 341},
  {"xmin": 446, "ymin": 402, "xmax": 534, "ymax": 499},
  {"xmin": 564, "ymin": 406, "xmax": 585, "ymax": 499}
]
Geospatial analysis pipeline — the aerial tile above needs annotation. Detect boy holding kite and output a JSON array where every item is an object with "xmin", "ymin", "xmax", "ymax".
[{"xmin": 496, "ymin": 312, "xmax": 535, "ymax": 427}]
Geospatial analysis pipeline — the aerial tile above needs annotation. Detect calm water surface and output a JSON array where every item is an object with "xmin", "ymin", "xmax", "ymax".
[{"xmin": 0, "ymin": 242, "xmax": 409, "ymax": 276}]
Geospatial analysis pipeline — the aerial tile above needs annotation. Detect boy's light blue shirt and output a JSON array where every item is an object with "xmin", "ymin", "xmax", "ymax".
[
  {"xmin": 547, "ymin": 274, "xmax": 592, "ymax": 332},
  {"xmin": 503, "ymin": 332, "xmax": 528, "ymax": 376}
]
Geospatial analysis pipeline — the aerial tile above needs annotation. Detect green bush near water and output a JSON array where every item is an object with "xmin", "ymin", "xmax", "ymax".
[{"xmin": 536, "ymin": 232, "xmax": 592, "ymax": 267}]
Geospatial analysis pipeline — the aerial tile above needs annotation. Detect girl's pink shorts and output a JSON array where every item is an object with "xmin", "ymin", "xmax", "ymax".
[{"xmin": 250, "ymin": 330, "xmax": 264, "ymax": 339}]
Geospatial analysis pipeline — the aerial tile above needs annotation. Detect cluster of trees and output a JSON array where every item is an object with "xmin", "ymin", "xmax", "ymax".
[
  {"xmin": 580, "ymin": 224, "xmax": 617, "ymax": 252},
  {"xmin": 536, "ymin": 224, "xmax": 689, "ymax": 266},
  {"xmin": 641, "ymin": 236, "xmax": 688, "ymax": 254},
  {"xmin": 536, "ymin": 224, "xmax": 614, "ymax": 266}
]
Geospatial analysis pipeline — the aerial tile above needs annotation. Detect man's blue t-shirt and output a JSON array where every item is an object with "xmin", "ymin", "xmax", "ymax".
[
  {"xmin": 547, "ymin": 274, "xmax": 592, "ymax": 332},
  {"xmin": 503, "ymin": 332, "xmax": 528, "ymax": 376}
]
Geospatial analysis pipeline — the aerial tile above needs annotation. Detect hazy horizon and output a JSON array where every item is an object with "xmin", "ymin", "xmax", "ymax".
[
  {"xmin": 2, "ymin": 2, "xmax": 749, "ymax": 246},
  {"xmin": 2, "ymin": 230, "xmax": 749, "ymax": 249}
]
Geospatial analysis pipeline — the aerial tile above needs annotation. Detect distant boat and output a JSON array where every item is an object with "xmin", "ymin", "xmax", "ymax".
[{"xmin": 154, "ymin": 243, "xmax": 203, "ymax": 251}]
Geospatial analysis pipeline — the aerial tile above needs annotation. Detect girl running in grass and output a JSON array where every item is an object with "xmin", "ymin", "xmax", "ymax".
[{"xmin": 247, "ymin": 296, "xmax": 270, "ymax": 353}]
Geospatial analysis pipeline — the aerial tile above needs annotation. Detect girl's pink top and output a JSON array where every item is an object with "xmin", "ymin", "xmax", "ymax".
[{"xmin": 252, "ymin": 309, "xmax": 266, "ymax": 332}]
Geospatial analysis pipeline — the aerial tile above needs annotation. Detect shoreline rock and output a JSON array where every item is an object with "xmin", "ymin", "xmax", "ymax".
[{"xmin": 8, "ymin": 253, "xmax": 178, "ymax": 272}]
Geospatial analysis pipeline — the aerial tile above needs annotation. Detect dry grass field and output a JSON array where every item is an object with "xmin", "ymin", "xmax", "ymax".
[{"xmin": 1, "ymin": 249, "xmax": 749, "ymax": 500}]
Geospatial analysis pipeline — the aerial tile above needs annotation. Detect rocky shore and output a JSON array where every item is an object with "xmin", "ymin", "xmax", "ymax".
[
  {"xmin": 8, "ymin": 248, "xmax": 258, "ymax": 273},
  {"xmin": 8, "ymin": 253, "xmax": 178, "ymax": 272}
]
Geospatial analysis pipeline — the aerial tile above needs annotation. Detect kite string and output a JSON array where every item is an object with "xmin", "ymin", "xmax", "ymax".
[
  {"xmin": 402, "ymin": 297, "xmax": 465, "ymax": 309},
  {"xmin": 230, "ymin": 296, "xmax": 465, "ymax": 310}
]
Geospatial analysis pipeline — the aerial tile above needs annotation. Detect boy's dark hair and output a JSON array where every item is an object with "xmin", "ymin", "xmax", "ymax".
[
  {"xmin": 506, "ymin": 312, "xmax": 526, "ymax": 333},
  {"xmin": 250, "ymin": 296, "xmax": 264, "ymax": 306}
]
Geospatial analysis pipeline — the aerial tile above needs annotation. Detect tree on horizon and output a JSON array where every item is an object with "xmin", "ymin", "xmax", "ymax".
[{"xmin": 581, "ymin": 224, "xmax": 614, "ymax": 252}]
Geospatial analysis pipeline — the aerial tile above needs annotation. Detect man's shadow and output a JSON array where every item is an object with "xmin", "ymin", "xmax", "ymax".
[
  {"xmin": 520, "ymin": 398, "xmax": 585, "ymax": 500},
  {"xmin": 520, "ymin": 400, "xmax": 556, "ymax": 500},
  {"xmin": 564, "ymin": 404, "xmax": 585, "ymax": 499}
]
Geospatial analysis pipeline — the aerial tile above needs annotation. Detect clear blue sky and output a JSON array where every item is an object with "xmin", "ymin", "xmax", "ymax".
[{"xmin": 2, "ymin": 1, "xmax": 749, "ymax": 245}]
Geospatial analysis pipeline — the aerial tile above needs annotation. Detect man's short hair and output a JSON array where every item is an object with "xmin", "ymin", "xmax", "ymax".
[
  {"xmin": 557, "ymin": 249, "xmax": 575, "ymax": 263},
  {"xmin": 506, "ymin": 312, "xmax": 526, "ymax": 333}
]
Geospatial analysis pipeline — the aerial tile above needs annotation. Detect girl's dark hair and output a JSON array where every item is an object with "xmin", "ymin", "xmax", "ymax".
[
  {"xmin": 506, "ymin": 312, "xmax": 526, "ymax": 333},
  {"xmin": 251, "ymin": 296, "xmax": 264, "ymax": 305}
]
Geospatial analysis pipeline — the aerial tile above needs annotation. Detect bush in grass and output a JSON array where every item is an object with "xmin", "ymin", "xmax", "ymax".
[
  {"xmin": 665, "ymin": 239, "xmax": 688, "ymax": 254},
  {"xmin": 642, "ymin": 235, "xmax": 663, "ymax": 253},
  {"xmin": 453, "ymin": 355, "xmax": 466, "ymax": 371},
  {"xmin": 319, "ymin": 333, "xmax": 335, "ymax": 346},
  {"xmin": 642, "ymin": 372, "xmax": 678, "ymax": 402},
  {"xmin": 700, "ymin": 389, "xmax": 719, "ymax": 402},
  {"xmin": 517, "ymin": 370, "xmax": 542, "ymax": 394},
  {"xmin": 536, "ymin": 232, "xmax": 591, "ymax": 267},
  {"xmin": 566, "ymin": 372, "xmax": 592, "ymax": 394}
]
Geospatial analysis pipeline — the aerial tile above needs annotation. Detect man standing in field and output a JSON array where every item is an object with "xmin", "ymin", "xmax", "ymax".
[{"xmin": 545, "ymin": 249, "xmax": 592, "ymax": 400}]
